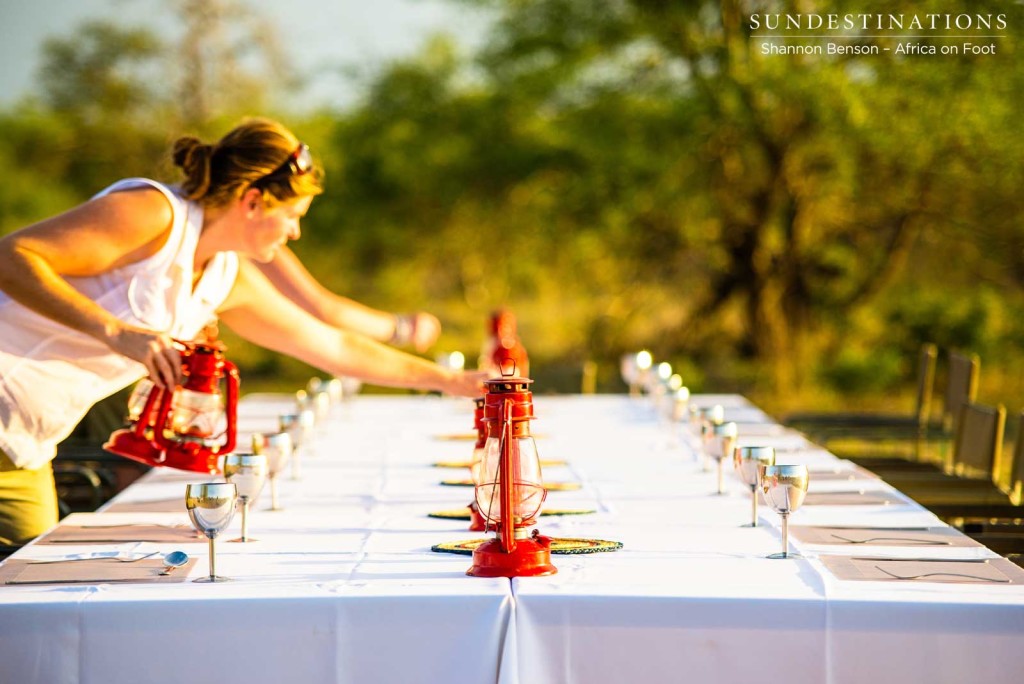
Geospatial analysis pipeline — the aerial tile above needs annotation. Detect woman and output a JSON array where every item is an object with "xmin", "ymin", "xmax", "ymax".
[{"xmin": 0, "ymin": 117, "xmax": 485, "ymax": 545}]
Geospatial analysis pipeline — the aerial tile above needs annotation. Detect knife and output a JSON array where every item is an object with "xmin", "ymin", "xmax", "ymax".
[
  {"xmin": 816, "ymin": 526, "xmax": 936, "ymax": 532},
  {"xmin": 5, "ymin": 577, "xmax": 161, "ymax": 585},
  {"xmin": 851, "ymin": 557, "xmax": 992, "ymax": 563}
]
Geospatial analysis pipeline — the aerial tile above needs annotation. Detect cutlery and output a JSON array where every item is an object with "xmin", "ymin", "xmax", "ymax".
[
  {"xmin": 45, "ymin": 539, "xmax": 191, "ymax": 544},
  {"xmin": 874, "ymin": 565, "xmax": 1010, "ymax": 583},
  {"xmin": 28, "ymin": 551, "xmax": 160, "ymax": 565},
  {"xmin": 82, "ymin": 523, "xmax": 190, "ymax": 530},
  {"xmin": 830, "ymin": 534, "xmax": 951, "ymax": 545},
  {"xmin": 160, "ymin": 551, "xmax": 189, "ymax": 575},
  {"xmin": 820, "ymin": 526, "xmax": 934, "ymax": 532},
  {"xmin": 6, "ymin": 577, "xmax": 157, "ymax": 586},
  {"xmin": 853, "ymin": 556, "xmax": 990, "ymax": 563}
]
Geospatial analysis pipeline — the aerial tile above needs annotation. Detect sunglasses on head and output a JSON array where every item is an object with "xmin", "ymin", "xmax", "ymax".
[{"xmin": 258, "ymin": 143, "xmax": 313, "ymax": 183}]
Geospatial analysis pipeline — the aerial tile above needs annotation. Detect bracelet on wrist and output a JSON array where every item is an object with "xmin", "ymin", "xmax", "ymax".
[{"xmin": 390, "ymin": 313, "xmax": 415, "ymax": 345}]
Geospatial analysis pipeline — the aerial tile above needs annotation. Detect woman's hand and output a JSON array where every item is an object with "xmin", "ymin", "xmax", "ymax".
[
  {"xmin": 443, "ymin": 369, "xmax": 489, "ymax": 398},
  {"xmin": 105, "ymin": 323, "xmax": 182, "ymax": 389}
]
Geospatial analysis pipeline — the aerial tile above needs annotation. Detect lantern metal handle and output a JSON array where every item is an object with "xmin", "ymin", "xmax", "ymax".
[{"xmin": 499, "ymin": 359, "xmax": 518, "ymax": 378}]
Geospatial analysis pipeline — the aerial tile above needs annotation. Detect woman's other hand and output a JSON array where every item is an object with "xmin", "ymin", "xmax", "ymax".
[
  {"xmin": 106, "ymin": 324, "xmax": 181, "ymax": 389},
  {"xmin": 443, "ymin": 369, "xmax": 489, "ymax": 398},
  {"xmin": 410, "ymin": 312, "xmax": 442, "ymax": 352}
]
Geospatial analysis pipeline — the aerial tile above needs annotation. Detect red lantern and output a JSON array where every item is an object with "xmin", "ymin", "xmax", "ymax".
[
  {"xmin": 481, "ymin": 310, "xmax": 529, "ymax": 378},
  {"xmin": 104, "ymin": 341, "xmax": 240, "ymax": 473},
  {"xmin": 467, "ymin": 369, "xmax": 556, "ymax": 578},
  {"xmin": 467, "ymin": 397, "xmax": 488, "ymax": 532}
]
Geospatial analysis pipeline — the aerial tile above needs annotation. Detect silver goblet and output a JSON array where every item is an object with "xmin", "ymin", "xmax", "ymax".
[
  {"xmin": 761, "ymin": 464, "xmax": 810, "ymax": 559},
  {"xmin": 707, "ymin": 421, "xmax": 738, "ymax": 495},
  {"xmin": 185, "ymin": 482, "xmax": 237, "ymax": 582},
  {"xmin": 252, "ymin": 432, "xmax": 293, "ymax": 511},
  {"xmin": 697, "ymin": 405, "xmax": 725, "ymax": 470},
  {"xmin": 734, "ymin": 446, "xmax": 776, "ymax": 527},
  {"xmin": 223, "ymin": 453, "xmax": 268, "ymax": 543},
  {"xmin": 280, "ymin": 410, "xmax": 313, "ymax": 479},
  {"xmin": 671, "ymin": 387, "xmax": 691, "ymax": 423}
]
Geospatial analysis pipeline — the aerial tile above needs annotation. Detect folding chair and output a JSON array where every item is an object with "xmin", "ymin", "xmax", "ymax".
[
  {"xmin": 785, "ymin": 343, "xmax": 937, "ymax": 438},
  {"xmin": 929, "ymin": 409, "xmax": 1024, "ymax": 521},
  {"xmin": 844, "ymin": 350, "xmax": 980, "ymax": 473},
  {"xmin": 881, "ymin": 402, "xmax": 1007, "ymax": 505}
]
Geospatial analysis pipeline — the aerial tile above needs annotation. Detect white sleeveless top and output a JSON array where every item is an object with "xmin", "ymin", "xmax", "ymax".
[{"xmin": 0, "ymin": 178, "xmax": 239, "ymax": 470}]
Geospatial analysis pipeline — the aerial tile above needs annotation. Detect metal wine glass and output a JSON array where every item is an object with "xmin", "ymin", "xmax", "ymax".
[
  {"xmin": 280, "ymin": 410, "xmax": 313, "ymax": 479},
  {"xmin": 252, "ymin": 431, "xmax": 293, "ymax": 511},
  {"xmin": 734, "ymin": 446, "xmax": 776, "ymax": 527},
  {"xmin": 761, "ymin": 464, "xmax": 810, "ymax": 559},
  {"xmin": 223, "ymin": 453, "xmax": 268, "ymax": 542},
  {"xmin": 697, "ymin": 405, "xmax": 725, "ymax": 470},
  {"xmin": 185, "ymin": 482, "xmax": 237, "ymax": 582},
  {"xmin": 707, "ymin": 421, "xmax": 738, "ymax": 495}
]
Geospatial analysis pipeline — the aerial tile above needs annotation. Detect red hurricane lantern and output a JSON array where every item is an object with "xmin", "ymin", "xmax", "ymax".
[
  {"xmin": 467, "ymin": 397, "xmax": 488, "ymax": 532},
  {"xmin": 104, "ymin": 341, "xmax": 240, "ymax": 473},
  {"xmin": 468, "ymin": 368, "xmax": 556, "ymax": 578},
  {"xmin": 482, "ymin": 310, "xmax": 529, "ymax": 378}
]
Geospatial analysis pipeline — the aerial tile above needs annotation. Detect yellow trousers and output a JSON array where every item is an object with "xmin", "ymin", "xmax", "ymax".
[{"xmin": 0, "ymin": 450, "xmax": 59, "ymax": 546}]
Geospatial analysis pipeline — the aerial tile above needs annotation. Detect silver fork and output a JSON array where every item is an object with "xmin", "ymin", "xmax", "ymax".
[
  {"xmin": 831, "ymin": 534, "xmax": 951, "ymax": 545},
  {"xmin": 874, "ymin": 565, "xmax": 1010, "ymax": 583},
  {"xmin": 28, "ymin": 551, "xmax": 161, "ymax": 565},
  {"xmin": 80, "ymin": 528, "xmax": 191, "ymax": 532}
]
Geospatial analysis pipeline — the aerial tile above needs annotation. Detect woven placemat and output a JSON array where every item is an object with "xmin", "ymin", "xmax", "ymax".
[
  {"xmin": 432, "ymin": 459, "xmax": 567, "ymax": 469},
  {"xmin": 428, "ymin": 507, "xmax": 597, "ymax": 520},
  {"xmin": 432, "ymin": 537, "xmax": 622, "ymax": 555},
  {"xmin": 439, "ymin": 479, "xmax": 581, "ymax": 491},
  {"xmin": 1, "ymin": 557, "xmax": 199, "ymax": 585},
  {"xmin": 38, "ymin": 524, "xmax": 203, "ymax": 545},
  {"xmin": 433, "ymin": 433, "xmax": 546, "ymax": 441},
  {"xmin": 432, "ymin": 433, "xmax": 478, "ymax": 442}
]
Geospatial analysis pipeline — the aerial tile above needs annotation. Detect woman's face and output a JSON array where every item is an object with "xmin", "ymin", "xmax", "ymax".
[{"xmin": 245, "ymin": 194, "xmax": 313, "ymax": 262}]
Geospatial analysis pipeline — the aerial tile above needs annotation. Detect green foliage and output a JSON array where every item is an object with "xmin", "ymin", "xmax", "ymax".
[
  {"xmin": 3, "ymin": 0, "xmax": 1024, "ymax": 407},
  {"xmin": 820, "ymin": 347, "xmax": 904, "ymax": 395}
]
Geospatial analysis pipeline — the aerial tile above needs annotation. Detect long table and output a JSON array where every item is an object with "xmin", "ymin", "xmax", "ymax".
[{"xmin": 2, "ymin": 394, "xmax": 1023, "ymax": 684}]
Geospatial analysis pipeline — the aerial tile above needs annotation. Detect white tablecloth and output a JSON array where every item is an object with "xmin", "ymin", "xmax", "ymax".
[{"xmin": 2, "ymin": 394, "xmax": 1023, "ymax": 684}]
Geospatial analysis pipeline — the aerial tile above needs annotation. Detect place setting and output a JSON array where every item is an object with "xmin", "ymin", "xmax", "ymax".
[
  {"xmin": 767, "ymin": 469, "xmax": 1024, "ymax": 585},
  {"xmin": 0, "ymin": 543, "xmax": 197, "ymax": 586},
  {"xmin": 790, "ymin": 525, "xmax": 983, "ymax": 548},
  {"xmin": 35, "ymin": 519, "xmax": 203, "ymax": 545},
  {"xmin": 3, "ymin": 458, "xmax": 267, "ymax": 587},
  {"xmin": 817, "ymin": 555, "xmax": 1024, "ymax": 585}
]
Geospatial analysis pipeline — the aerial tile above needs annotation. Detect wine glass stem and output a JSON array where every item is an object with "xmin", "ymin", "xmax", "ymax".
[
  {"xmin": 781, "ymin": 512, "xmax": 790, "ymax": 558},
  {"xmin": 750, "ymin": 486, "xmax": 758, "ymax": 527},
  {"xmin": 716, "ymin": 459, "xmax": 724, "ymax": 494},
  {"xmin": 207, "ymin": 535, "xmax": 216, "ymax": 580},
  {"xmin": 240, "ymin": 500, "xmax": 249, "ymax": 541},
  {"xmin": 270, "ymin": 477, "xmax": 279, "ymax": 510}
]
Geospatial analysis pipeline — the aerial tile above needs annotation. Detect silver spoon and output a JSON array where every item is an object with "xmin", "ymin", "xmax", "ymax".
[{"xmin": 160, "ymin": 551, "xmax": 189, "ymax": 575}]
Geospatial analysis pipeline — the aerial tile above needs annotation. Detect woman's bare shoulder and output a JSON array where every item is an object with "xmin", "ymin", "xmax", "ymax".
[
  {"xmin": 1, "ymin": 185, "xmax": 178, "ymax": 276},
  {"xmin": 90, "ymin": 185, "xmax": 175, "ymax": 229}
]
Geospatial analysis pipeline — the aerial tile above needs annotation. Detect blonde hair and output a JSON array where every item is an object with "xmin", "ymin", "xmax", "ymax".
[{"xmin": 172, "ymin": 117, "xmax": 323, "ymax": 208}]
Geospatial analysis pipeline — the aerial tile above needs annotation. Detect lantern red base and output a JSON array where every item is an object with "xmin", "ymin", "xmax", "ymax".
[
  {"xmin": 104, "ymin": 429, "xmax": 163, "ymax": 466},
  {"xmin": 467, "ymin": 534, "xmax": 557, "ymax": 577},
  {"xmin": 468, "ymin": 502, "xmax": 487, "ymax": 532},
  {"xmin": 104, "ymin": 429, "xmax": 221, "ymax": 474}
]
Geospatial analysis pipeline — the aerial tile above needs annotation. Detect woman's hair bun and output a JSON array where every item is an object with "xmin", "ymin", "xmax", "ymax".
[{"xmin": 172, "ymin": 136, "xmax": 214, "ymax": 199}]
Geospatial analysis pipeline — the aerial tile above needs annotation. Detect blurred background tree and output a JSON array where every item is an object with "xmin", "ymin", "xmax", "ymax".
[{"xmin": 1, "ymin": 0, "xmax": 1021, "ymax": 416}]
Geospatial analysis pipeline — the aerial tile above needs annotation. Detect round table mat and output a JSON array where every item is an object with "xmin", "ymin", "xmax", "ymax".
[
  {"xmin": 427, "ymin": 507, "xmax": 597, "ymax": 520},
  {"xmin": 433, "ymin": 433, "xmax": 547, "ymax": 442},
  {"xmin": 431, "ymin": 536, "xmax": 622, "ymax": 555},
  {"xmin": 432, "ymin": 459, "xmax": 567, "ymax": 469},
  {"xmin": 439, "ymin": 479, "xmax": 581, "ymax": 491}
]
